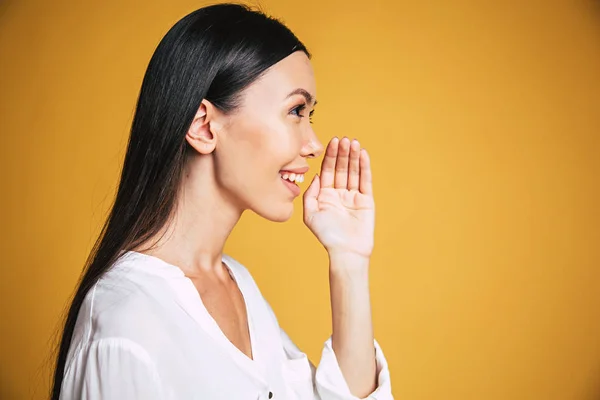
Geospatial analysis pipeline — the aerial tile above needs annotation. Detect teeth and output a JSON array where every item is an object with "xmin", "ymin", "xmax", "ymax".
[{"xmin": 280, "ymin": 172, "xmax": 305, "ymax": 183}]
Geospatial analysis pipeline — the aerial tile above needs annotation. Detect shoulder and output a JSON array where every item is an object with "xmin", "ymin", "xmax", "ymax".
[
  {"xmin": 65, "ymin": 252, "xmax": 178, "ymax": 378},
  {"xmin": 72, "ymin": 252, "xmax": 178, "ymax": 347},
  {"xmin": 61, "ymin": 336, "xmax": 165, "ymax": 400}
]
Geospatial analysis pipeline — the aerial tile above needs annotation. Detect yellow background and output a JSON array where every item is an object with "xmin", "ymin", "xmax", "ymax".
[{"xmin": 1, "ymin": 0, "xmax": 599, "ymax": 399}]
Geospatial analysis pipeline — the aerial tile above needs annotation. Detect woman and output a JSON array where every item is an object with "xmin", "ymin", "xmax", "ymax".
[{"xmin": 52, "ymin": 3, "xmax": 393, "ymax": 399}]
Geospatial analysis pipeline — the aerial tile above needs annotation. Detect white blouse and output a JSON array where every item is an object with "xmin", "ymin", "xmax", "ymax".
[{"xmin": 60, "ymin": 251, "xmax": 393, "ymax": 399}]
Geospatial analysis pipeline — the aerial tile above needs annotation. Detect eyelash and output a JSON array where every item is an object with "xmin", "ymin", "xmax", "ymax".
[{"xmin": 290, "ymin": 104, "xmax": 314, "ymax": 124}]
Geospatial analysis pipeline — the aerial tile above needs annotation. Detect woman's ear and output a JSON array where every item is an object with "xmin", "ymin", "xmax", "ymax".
[{"xmin": 185, "ymin": 99, "xmax": 221, "ymax": 155}]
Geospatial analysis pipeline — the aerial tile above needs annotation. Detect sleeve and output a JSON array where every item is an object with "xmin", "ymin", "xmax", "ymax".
[
  {"xmin": 280, "ymin": 329, "xmax": 394, "ymax": 400},
  {"xmin": 60, "ymin": 338, "xmax": 167, "ymax": 400}
]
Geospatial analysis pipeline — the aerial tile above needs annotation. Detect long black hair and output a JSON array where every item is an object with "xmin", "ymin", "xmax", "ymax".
[{"xmin": 51, "ymin": 3, "xmax": 309, "ymax": 398}]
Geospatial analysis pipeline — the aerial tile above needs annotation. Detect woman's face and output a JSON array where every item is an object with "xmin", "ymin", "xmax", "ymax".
[{"xmin": 213, "ymin": 51, "xmax": 323, "ymax": 222}]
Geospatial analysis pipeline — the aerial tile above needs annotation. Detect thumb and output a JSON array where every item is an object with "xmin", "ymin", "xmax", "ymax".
[{"xmin": 303, "ymin": 173, "xmax": 320, "ymax": 217}]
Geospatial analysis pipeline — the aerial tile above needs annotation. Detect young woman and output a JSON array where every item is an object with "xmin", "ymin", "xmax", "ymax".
[{"xmin": 52, "ymin": 3, "xmax": 393, "ymax": 399}]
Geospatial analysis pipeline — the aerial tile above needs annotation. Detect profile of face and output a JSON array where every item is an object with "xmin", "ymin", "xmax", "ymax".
[{"xmin": 186, "ymin": 51, "xmax": 324, "ymax": 222}]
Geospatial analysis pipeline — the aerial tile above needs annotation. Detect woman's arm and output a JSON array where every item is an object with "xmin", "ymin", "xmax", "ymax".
[
  {"xmin": 303, "ymin": 136, "xmax": 380, "ymax": 398},
  {"xmin": 329, "ymin": 253, "xmax": 376, "ymax": 397}
]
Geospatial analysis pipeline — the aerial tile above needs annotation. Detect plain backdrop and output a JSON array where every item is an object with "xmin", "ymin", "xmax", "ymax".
[{"xmin": 1, "ymin": 0, "xmax": 599, "ymax": 399}]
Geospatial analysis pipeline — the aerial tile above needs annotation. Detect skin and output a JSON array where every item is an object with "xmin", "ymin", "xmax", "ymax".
[{"xmin": 138, "ymin": 51, "xmax": 377, "ymax": 397}]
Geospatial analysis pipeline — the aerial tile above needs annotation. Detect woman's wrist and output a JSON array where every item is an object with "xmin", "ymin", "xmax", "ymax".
[{"xmin": 327, "ymin": 251, "xmax": 370, "ymax": 276}]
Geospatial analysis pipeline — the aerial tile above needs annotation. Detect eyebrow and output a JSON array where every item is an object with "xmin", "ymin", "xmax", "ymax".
[{"xmin": 286, "ymin": 88, "xmax": 318, "ymax": 107}]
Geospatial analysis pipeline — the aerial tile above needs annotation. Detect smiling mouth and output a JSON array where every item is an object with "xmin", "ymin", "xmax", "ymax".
[
  {"xmin": 279, "ymin": 172, "xmax": 305, "ymax": 184},
  {"xmin": 279, "ymin": 172, "xmax": 304, "ymax": 197}
]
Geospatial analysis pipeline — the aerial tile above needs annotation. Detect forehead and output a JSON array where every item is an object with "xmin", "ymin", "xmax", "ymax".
[{"xmin": 241, "ymin": 51, "xmax": 316, "ymax": 105}]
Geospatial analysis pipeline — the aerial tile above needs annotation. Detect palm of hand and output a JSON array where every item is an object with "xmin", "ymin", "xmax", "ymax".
[{"xmin": 303, "ymin": 137, "xmax": 375, "ymax": 258}]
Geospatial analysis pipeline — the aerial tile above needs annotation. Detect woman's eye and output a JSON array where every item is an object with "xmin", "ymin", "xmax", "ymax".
[
  {"xmin": 290, "ymin": 104, "xmax": 314, "ymax": 124},
  {"xmin": 291, "ymin": 104, "xmax": 306, "ymax": 117}
]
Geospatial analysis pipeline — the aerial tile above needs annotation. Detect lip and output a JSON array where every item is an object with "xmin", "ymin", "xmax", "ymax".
[
  {"xmin": 281, "ymin": 177, "xmax": 301, "ymax": 197},
  {"xmin": 279, "ymin": 166, "xmax": 310, "ymax": 174}
]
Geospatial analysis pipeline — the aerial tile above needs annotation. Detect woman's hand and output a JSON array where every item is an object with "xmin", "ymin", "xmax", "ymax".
[{"xmin": 303, "ymin": 137, "xmax": 375, "ymax": 260}]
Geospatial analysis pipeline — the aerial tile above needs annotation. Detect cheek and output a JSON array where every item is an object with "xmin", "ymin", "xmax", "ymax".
[
  {"xmin": 266, "ymin": 125, "xmax": 303, "ymax": 161},
  {"xmin": 216, "ymin": 117, "xmax": 302, "ymax": 199},
  {"xmin": 246, "ymin": 122, "xmax": 302, "ymax": 169}
]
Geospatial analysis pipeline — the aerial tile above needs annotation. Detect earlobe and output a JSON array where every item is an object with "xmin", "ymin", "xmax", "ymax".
[{"xmin": 185, "ymin": 100, "xmax": 218, "ymax": 155}]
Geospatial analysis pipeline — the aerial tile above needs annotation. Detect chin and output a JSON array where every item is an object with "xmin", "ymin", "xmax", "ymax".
[{"xmin": 254, "ymin": 201, "xmax": 295, "ymax": 223}]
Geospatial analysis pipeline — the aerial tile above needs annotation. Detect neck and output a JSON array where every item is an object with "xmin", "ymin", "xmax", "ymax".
[{"xmin": 138, "ymin": 155, "xmax": 242, "ymax": 275}]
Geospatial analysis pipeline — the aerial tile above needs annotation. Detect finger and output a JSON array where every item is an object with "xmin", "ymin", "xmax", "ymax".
[
  {"xmin": 334, "ymin": 137, "xmax": 351, "ymax": 189},
  {"xmin": 320, "ymin": 137, "xmax": 338, "ymax": 188},
  {"xmin": 303, "ymin": 174, "xmax": 320, "ymax": 221},
  {"xmin": 347, "ymin": 139, "xmax": 361, "ymax": 191},
  {"xmin": 359, "ymin": 148, "xmax": 373, "ymax": 196}
]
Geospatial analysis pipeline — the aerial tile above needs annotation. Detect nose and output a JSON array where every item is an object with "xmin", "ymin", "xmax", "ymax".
[{"xmin": 301, "ymin": 128, "xmax": 324, "ymax": 159}]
